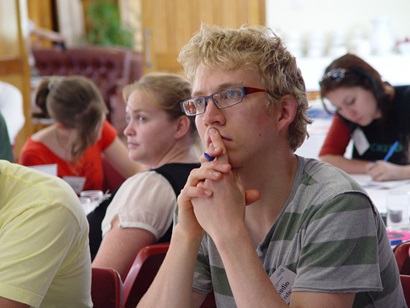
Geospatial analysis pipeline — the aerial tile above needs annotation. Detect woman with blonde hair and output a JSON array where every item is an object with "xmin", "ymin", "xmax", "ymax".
[{"xmin": 92, "ymin": 72, "xmax": 200, "ymax": 279}]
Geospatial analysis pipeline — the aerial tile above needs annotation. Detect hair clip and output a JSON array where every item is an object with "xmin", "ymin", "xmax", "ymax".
[{"xmin": 48, "ymin": 79, "xmax": 57, "ymax": 91}]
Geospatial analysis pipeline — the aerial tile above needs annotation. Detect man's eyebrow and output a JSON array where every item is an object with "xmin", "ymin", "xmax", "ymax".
[{"xmin": 192, "ymin": 82, "xmax": 244, "ymax": 97}]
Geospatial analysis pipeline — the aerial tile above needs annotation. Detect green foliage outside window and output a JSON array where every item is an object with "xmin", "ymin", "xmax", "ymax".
[{"xmin": 86, "ymin": 0, "xmax": 134, "ymax": 48}]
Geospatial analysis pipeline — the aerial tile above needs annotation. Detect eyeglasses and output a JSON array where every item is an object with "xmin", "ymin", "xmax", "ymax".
[{"xmin": 180, "ymin": 86, "xmax": 266, "ymax": 116}]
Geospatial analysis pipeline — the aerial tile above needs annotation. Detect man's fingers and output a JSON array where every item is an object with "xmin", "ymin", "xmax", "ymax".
[
  {"xmin": 208, "ymin": 128, "xmax": 229, "ymax": 163},
  {"xmin": 245, "ymin": 189, "xmax": 261, "ymax": 205}
]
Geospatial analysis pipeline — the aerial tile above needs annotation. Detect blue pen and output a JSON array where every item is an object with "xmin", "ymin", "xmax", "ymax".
[
  {"xmin": 204, "ymin": 152, "xmax": 214, "ymax": 162},
  {"xmin": 383, "ymin": 141, "xmax": 399, "ymax": 162}
]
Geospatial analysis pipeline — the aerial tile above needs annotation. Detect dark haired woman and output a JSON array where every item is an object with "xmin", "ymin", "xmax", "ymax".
[
  {"xmin": 319, "ymin": 53, "xmax": 410, "ymax": 181},
  {"xmin": 19, "ymin": 76, "xmax": 143, "ymax": 192}
]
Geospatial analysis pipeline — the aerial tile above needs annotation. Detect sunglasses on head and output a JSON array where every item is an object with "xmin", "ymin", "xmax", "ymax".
[
  {"xmin": 319, "ymin": 68, "xmax": 351, "ymax": 115},
  {"xmin": 320, "ymin": 68, "xmax": 349, "ymax": 85}
]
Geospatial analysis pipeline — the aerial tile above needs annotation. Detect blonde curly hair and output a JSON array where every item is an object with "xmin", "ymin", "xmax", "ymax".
[{"xmin": 178, "ymin": 24, "xmax": 311, "ymax": 151}]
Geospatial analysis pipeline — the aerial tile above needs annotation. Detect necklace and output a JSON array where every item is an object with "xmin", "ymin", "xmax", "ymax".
[
  {"xmin": 55, "ymin": 128, "xmax": 81, "ymax": 175},
  {"xmin": 55, "ymin": 128, "xmax": 69, "ymax": 151}
]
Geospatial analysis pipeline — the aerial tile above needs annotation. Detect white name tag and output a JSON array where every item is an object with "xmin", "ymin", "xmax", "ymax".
[
  {"xmin": 352, "ymin": 128, "xmax": 370, "ymax": 156},
  {"xmin": 270, "ymin": 265, "xmax": 296, "ymax": 304}
]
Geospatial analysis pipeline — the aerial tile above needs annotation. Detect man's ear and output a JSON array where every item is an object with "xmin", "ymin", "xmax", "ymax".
[
  {"xmin": 174, "ymin": 116, "xmax": 191, "ymax": 139},
  {"xmin": 277, "ymin": 95, "xmax": 297, "ymax": 131}
]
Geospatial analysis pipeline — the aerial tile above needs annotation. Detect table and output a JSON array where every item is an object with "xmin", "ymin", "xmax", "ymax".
[
  {"xmin": 349, "ymin": 174, "xmax": 410, "ymax": 247},
  {"xmin": 350, "ymin": 174, "xmax": 410, "ymax": 216},
  {"xmin": 83, "ymin": 200, "xmax": 100, "ymax": 216}
]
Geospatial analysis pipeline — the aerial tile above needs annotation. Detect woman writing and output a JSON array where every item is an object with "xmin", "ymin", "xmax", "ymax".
[
  {"xmin": 19, "ymin": 76, "xmax": 143, "ymax": 192},
  {"xmin": 319, "ymin": 53, "xmax": 410, "ymax": 181}
]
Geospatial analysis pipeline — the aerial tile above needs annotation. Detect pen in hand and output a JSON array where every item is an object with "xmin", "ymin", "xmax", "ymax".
[
  {"xmin": 382, "ymin": 140, "xmax": 399, "ymax": 162},
  {"xmin": 204, "ymin": 152, "xmax": 214, "ymax": 162},
  {"xmin": 367, "ymin": 141, "xmax": 399, "ymax": 180},
  {"xmin": 368, "ymin": 140, "xmax": 399, "ymax": 172}
]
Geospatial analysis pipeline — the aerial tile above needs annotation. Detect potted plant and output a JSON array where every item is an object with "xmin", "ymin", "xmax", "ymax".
[{"xmin": 85, "ymin": 0, "xmax": 134, "ymax": 48}]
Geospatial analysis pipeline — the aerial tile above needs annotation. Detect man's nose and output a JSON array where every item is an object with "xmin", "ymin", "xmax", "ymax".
[{"xmin": 201, "ymin": 98, "xmax": 225, "ymax": 125}]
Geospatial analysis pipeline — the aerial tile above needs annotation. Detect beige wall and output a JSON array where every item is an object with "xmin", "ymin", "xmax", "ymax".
[{"xmin": 266, "ymin": 0, "xmax": 410, "ymax": 57}]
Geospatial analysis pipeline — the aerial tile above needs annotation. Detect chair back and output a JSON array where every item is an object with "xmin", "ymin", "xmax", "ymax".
[
  {"xmin": 123, "ymin": 242, "xmax": 217, "ymax": 307},
  {"xmin": 201, "ymin": 291, "xmax": 217, "ymax": 308},
  {"xmin": 123, "ymin": 243, "xmax": 169, "ymax": 308},
  {"xmin": 394, "ymin": 241, "xmax": 410, "ymax": 274},
  {"xmin": 91, "ymin": 267, "xmax": 124, "ymax": 308},
  {"xmin": 102, "ymin": 156, "xmax": 126, "ymax": 193},
  {"xmin": 400, "ymin": 275, "xmax": 410, "ymax": 306}
]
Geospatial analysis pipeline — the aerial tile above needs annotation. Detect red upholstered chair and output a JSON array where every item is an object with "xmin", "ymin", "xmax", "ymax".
[
  {"xmin": 393, "ymin": 242, "xmax": 410, "ymax": 306},
  {"xmin": 32, "ymin": 46, "xmax": 143, "ymax": 136},
  {"xmin": 102, "ymin": 155, "xmax": 126, "ymax": 193},
  {"xmin": 393, "ymin": 241, "xmax": 410, "ymax": 275},
  {"xmin": 123, "ymin": 242, "xmax": 216, "ymax": 308},
  {"xmin": 201, "ymin": 292, "xmax": 217, "ymax": 308},
  {"xmin": 91, "ymin": 267, "xmax": 124, "ymax": 308},
  {"xmin": 123, "ymin": 243, "xmax": 169, "ymax": 308},
  {"xmin": 400, "ymin": 275, "xmax": 410, "ymax": 306}
]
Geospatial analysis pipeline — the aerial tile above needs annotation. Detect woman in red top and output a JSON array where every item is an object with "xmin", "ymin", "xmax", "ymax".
[
  {"xmin": 319, "ymin": 54, "xmax": 410, "ymax": 181},
  {"xmin": 19, "ymin": 76, "xmax": 143, "ymax": 192}
]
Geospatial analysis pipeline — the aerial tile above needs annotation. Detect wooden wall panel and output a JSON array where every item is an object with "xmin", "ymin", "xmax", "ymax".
[
  {"xmin": 27, "ymin": 0, "xmax": 54, "ymax": 29},
  {"xmin": 141, "ymin": 0, "xmax": 265, "ymax": 74},
  {"xmin": 27, "ymin": 0, "xmax": 55, "ymax": 48},
  {"xmin": 0, "ymin": 0, "xmax": 32, "ymax": 160}
]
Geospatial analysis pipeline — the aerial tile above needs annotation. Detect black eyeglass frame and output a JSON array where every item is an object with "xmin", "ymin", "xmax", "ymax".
[{"xmin": 179, "ymin": 86, "xmax": 266, "ymax": 116}]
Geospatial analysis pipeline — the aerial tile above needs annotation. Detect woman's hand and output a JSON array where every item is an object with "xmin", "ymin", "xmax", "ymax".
[{"xmin": 366, "ymin": 160, "xmax": 405, "ymax": 181}]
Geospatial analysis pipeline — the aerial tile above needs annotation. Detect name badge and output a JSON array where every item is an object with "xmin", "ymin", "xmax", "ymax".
[
  {"xmin": 352, "ymin": 128, "xmax": 370, "ymax": 156},
  {"xmin": 270, "ymin": 265, "xmax": 296, "ymax": 304}
]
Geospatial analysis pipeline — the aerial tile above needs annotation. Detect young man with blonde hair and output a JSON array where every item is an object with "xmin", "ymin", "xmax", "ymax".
[{"xmin": 139, "ymin": 25, "xmax": 404, "ymax": 308}]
